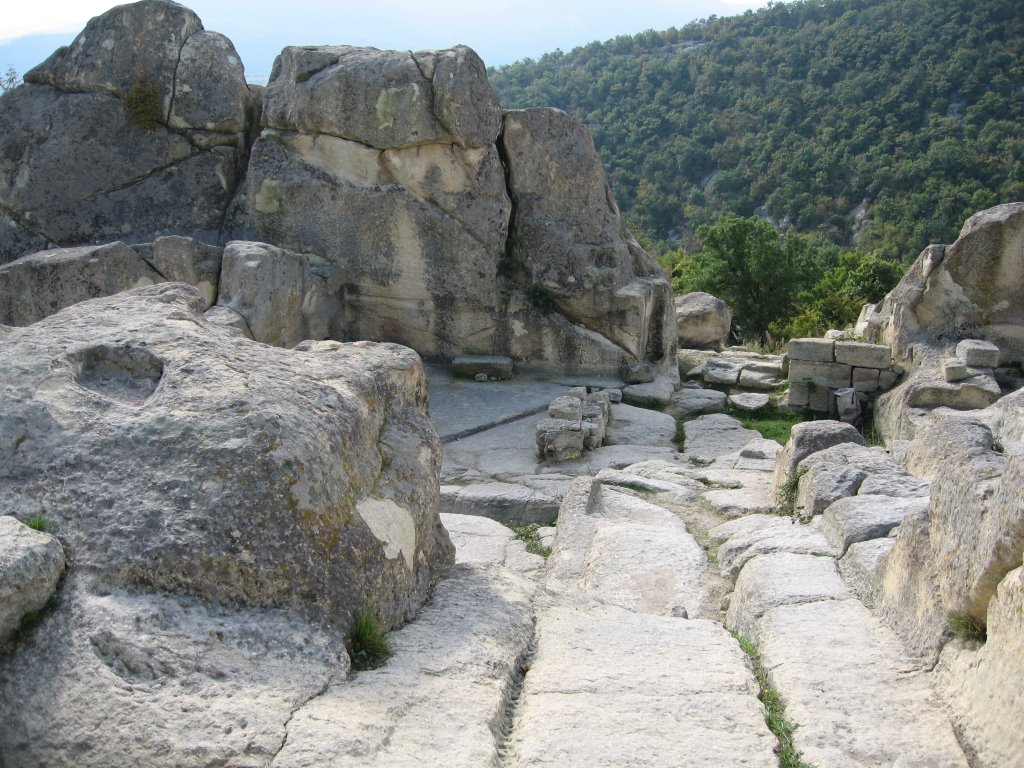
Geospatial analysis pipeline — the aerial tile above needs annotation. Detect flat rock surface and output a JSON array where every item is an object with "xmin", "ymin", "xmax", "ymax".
[
  {"xmin": 547, "ymin": 481, "xmax": 708, "ymax": 617},
  {"xmin": 820, "ymin": 495, "xmax": 930, "ymax": 555},
  {"xmin": 726, "ymin": 551, "xmax": 852, "ymax": 640},
  {"xmin": 507, "ymin": 603, "xmax": 777, "ymax": 768},
  {"xmin": 604, "ymin": 403, "xmax": 676, "ymax": 446},
  {"xmin": 666, "ymin": 386, "xmax": 727, "ymax": 417},
  {"xmin": 741, "ymin": 598, "xmax": 969, "ymax": 767},
  {"xmin": 271, "ymin": 563, "xmax": 539, "ymax": 768},
  {"xmin": 717, "ymin": 520, "xmax": 838, "ymax": 579},
  {"xmin": 441, "ymin": 513, "xmax": 544, "ymax": 575},
  {"xmin": 683, "ymin": 414, "xmax": 763, "ymax": 462},
  {"xmin": 440, "ymin": 481, "xmax": 560, "ymax": 526}
]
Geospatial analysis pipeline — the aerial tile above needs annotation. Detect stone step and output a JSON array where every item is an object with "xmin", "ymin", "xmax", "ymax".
[
  {"xmin": 505, "ymin": 603, "xmax": 778, "ymax": 768},
  {"xmin": 726, "ymin": 551, "xmax": 969, "ymax": 767},
  {"xmin": 546, "ymin": 477, "xmax": 708, "ymax": 618}
]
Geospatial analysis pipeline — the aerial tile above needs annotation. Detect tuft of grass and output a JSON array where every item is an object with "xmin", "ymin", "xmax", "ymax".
[
  {"xmin": 347, "ymin": 608, "xmax": 392, "ymax": 670},
  {"xmin": 730, "ymin": 403, "xmax": 808, "ymax": 446},
  {"xmin": 947, "ymin": 613, "xmax": 987, "ymax": 643},
  {"xmin": 26, "ymin": 515, "xmax": 48, "ymax": 532},
  {"xmin": 511, "ymin": 523, "xmax": 552, "ymax": 558},
  {"xmin": 731, "ymin": 630, "xmax": 811, "ymax": 768},
  {"xmin": 775, "ymin": 467, "xmax": 807, "ymax": 518},
  {"xmin": 124, "ymin": 73, "xmax": 163, "ymax": 131},
  {"xmin": 674, "ymin": 418, "xmax": 687, "ymax": 450}
]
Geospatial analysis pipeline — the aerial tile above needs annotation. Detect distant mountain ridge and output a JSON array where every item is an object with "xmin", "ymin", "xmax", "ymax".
[{"xmin": 489, "ymin": 0, "xmax": 1024, "ymax": 260}]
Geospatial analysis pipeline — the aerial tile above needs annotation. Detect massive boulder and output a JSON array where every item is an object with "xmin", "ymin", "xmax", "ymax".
[
  {"xmin": 862, "ymin": 203, "xmax": 1024, "ymax": 365},
  {"xmin": 674, "ymin": 291, "xmax": 732, "ymax": 349},
  {"xmin": 0, "ymin": 0, "xmax": 258, "ymax": 263},
  {"xmin": 0, "ymin": 283, "xmax": 453, "ymax": 629}
]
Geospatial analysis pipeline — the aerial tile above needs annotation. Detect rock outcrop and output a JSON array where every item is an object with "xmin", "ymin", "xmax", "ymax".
[
  {"xmin": 862, "ymin": 203, "xmax": 1024, "ymax": 365},
  {"xmin": 0, "ymin": 1, "xmax": 257, "ymax": 260},
  {"xmin": 0, "ymin": 2, "xmax": 674, "ymax": 376},
  {"xmin": 0, "ymin": 284, "xmax": 453, "ymax": 629},
  {"xmin": 0, "ymin": 516, "xmax": 66, "ymax": 646}
]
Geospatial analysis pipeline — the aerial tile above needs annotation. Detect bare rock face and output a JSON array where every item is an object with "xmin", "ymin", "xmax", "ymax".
[
  {"xmin": 863, "ymin": 202, "xmax": 1024, "ymax": 365},
  {"xmin": 0, "ymin": 0, "xmax": 257, "ymax": 263},
  {"xmin": 501, "ymin": 108, "xmax": 676, "ymax": 372},
  {"xmin": 0, "ymin": 516, "xmax": 66, "ymax": 645},
  {"xmin": 675, "ymin": 291, "xmax": 732, "ymax": 350},
  {"xmin": 0, "ymin": 237, "xmax": 223, "ymax": 326},
  {"xmin": 0, "ymin": 283, "xmax": 453, "ymax": 630}
]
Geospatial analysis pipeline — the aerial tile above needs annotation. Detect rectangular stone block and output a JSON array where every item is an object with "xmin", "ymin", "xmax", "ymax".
[
  {"xmin": 852, "ymin": 367, "xmax": 880, "ymax": 392},
  {"xmin": 452, "ymin": 355, "xmax": 514, "ymax": 379},
  {"xmin": 955, "ymin": 339, "xmax": 1000, "ymax": 368},
  {"xmin": 789, "ymin": 359, "xmax": 852, "ymax": 389},
  {"xmin": 809, "ymin": 385, "xmax": 832, "ymax": 413},
  {"xmin": 739, "ymin": 368, "xmax": 781, "ymax": 391},
  {"xmin": 787, "ymin": 381, "xmax": 810, "ymax": 408},
  {"xmin": 942, "ymin": 357, "xmax": 970, "ymax": 382},
  {"xmin": 788, "ymin": 338, "xmax": 835, "ymax": 362},
  {"xmin": 835, "ymin": 341, "xmax": 891, "ymax": 369}
]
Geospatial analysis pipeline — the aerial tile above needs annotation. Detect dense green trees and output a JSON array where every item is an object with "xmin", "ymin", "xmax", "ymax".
[
  {"xmin": 490, "ymin": 0, "xmax": 1024, "ymax": 262},
  {"xmin": 664, "ymin": 216, "xmax": 902, "ymax": 343}
]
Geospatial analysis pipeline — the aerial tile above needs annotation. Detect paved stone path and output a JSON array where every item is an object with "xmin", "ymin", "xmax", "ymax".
[{"xmin": 271, "ymin": 372, "xmax": 971, "ymax": 767}]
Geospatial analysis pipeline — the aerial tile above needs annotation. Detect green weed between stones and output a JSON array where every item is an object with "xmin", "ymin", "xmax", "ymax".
[
  {"xmin": 775, "ymin": 467, "xmax": 807, "ymax": 519},
  {"xmin": 731, "ymin": 630, "xmax": 811, "ymax": 768},
  {"xmin": 729, "ymin": 404, "xmax": 807, "ymax": 446},
  {"xmin": 511, "ymin": 523, "xmax": 552, "ymax": 558},
  {"xmin": 347, "ymin": 609, "xmax": 392, "ymax": 671},
  {"xmin": 947, "ymin": 613, "xmax": 987, "ymax": 643},
  {"xmin": 26, "ymin": 515, "xmax": 48, "ymax": 532}
]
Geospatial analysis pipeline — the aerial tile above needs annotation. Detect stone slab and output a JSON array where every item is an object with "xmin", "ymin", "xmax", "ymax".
[
  {"xmin": 547, "ymin": 480, "xmax": 708, "ymax": 617},
  {"xmin": 717, "ymin": 521, "xmax": 837, "ymax": 580},
  {"xmin": 682, "ymin": 413, "xmax": 762, "ymax": 462},
  {"xmin": 820, "ymin": 495, "xmax": 930, "ymax": 555},
  {"xmin": 440, "ymin": 482, "xmax": 560, "ymax": 527},
  {"xmin": 838, "ymin": 538, "xmax": 895, "ymax": 607},
  {"xmin": 508, "ymin": 603, "xmax": 777, "ymax": 768},
  {"xmin": 834, "ymin": 341, "xmax": 891, "ymax": 369},
  {"xmin": 620, "ymin": 377, "xmax": 675, "ymax": 408},
  {"xmin": 667, "ymin": 386, "xmax": 727, "ymax": 418},
  {"xmin": 955, "ymin": 339, "xmax": 1000, "ymax": 368},
  {"xmin": 604, "ymin": 403, "xmax": 676, "ymax": 447},
  {"xmin": 789, "ymin": 359, "xmax": 853, "ymax": 389},
  {"xmin": 788, "ymin": 337, "xmax": 835, "ymax": 362}
]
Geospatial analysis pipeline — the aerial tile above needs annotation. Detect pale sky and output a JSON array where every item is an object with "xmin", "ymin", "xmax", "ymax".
[{"xmin": 2, "ymin": 0, "xmax": 772, "ymax": 78}]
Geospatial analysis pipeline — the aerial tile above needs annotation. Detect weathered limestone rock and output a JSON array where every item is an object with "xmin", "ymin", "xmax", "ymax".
[
  {"xmin": 674, "ymin": 291, "xmax": 732, "ymax": 349},
  {"xmin": 214, "ymin": 240, "xmax": 344, "ymax": 347},
  {"xmin": 795, "ymin": 463, "xmax": 866, "ymax": 518},
  {"xmin": 501, "ymin": 107, "xmax": 676, "ymax": 372},
  {"xmin": 0, "ymin": 284, "xmax": 453, "ymax": 632},
  {"xmin": 903, "ymin": 416, "xmax": 994, "ymax": 480},
  {"xmin": 936, "ymin": 560, "xmax": 1024, "ymax": 768},
  {"xmin": 535, "ymin": 418, "xmax": 584, "ymax": 461},
  {"xmin": 839, "ymin": 538, "xmax": 895, "ymax": 606},
  {"xmin": 0, "ymin": 238, "xmax": 225, "ymax": 327},
  {"xmin": 819, "ymin": 495, "xmax": 930, "ymax": 555},
  {"xmin": 771, "ymin": 420, "xmax": 866, "ymax": 493},
  {"xmin": 728, "ymin": 392, "xmax": 770, "ymax": 412},
  {"xmin": 683, "ymin": 413, "xmax": 762, "ymax": 463},
  {"xmin": 272, "ymin": 561, "xmax": 540, "ymax": 768},
  {"xmin": 834, "ymin": 340, "xmax": 891, "ymax": 369},
  {"xmin": 703, "ymin": 357, "xmax": 745, "ymax": 385},
  {"xmin": 789, "ymin": 359, "xmax": 853, "ymax": 389},
  {"xmin": 620, "ymin": 376, "xmax": 676, "ymax": 408},
  {"xmin": 942, "ymin": 357, "xmax": 971, "ymax": 382},
  {"xmin": 0, "ymin": 1, "xmax": 255, "ymax": 262},
  {"xmin": 604, "ymin": 403, "xmax": 676, "ymax": 447},
  {"xmin": 956, "ymin": 339, "xmax": 1001, "ymax": 368},
  {"xmin": 788, "ymin": 337, "xmax": 835, "ymax": 362},
  {"xmin": 726, "ymin": 552, "xmax": 852, "ymax": 641},
  {"xmin": 666, "ymin": 386, "xmax": 727, "ymax": 418},
  {"xmin": 716, "ymin": 520, "xmax": 837, "ymax": 580},
  {"xmin": 547, "ymin": 478, "xmax": 708, "ymax": 616},
  {"xmin": 203, "ymin": 304, "xmax": 252, "ymax": 338},
  {"xmin": 0, "ymin": 517, "xmax": 66, "ymax": 645},
  {"xmin": 732, "ymin": 595, "xmax": 969, "ymax": 767},
  {"xmin": 622, "ymin": 361, "xmax": 656, "ymax": 384},
  {"xmin": 508, "ymin": 603, "xmax": 777, "ymax": 768},
  {"xmin": 0, "ymin": 574, "xmax": 348, "ymax": 767},
  {"xmin": 738, "ymin": 367, "xmax": 782, "ymax": 390},
  {"xmin": 862, "ymin": 203, "xmax": 1024, "ymax": 365}
]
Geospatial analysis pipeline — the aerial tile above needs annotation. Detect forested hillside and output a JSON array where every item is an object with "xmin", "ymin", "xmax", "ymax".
[{"xmin": 490, "ymin": 0, "xmax": 1024, "ymax": 262}]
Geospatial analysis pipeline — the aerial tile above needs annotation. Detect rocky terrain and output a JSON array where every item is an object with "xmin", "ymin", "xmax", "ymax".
[{"xmin": 0, "ymin": 2, "xmax": 1022, "ymax": 767}]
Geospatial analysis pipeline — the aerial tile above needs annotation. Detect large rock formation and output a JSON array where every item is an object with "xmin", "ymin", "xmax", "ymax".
[
  {"xmin": 0, "ymin": 283, "xmax": 453, "ymax": 628},
  {"xmin": 862, "ymin": 202, "xmax": 1024, "ymax": 364},
  {"xmin": 0, "ymin": 1, "xmax": 674, "ymax": 376},
  {"xmin": 0, "ymin": 1, "xmax": 257, "ymax": 260}
]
